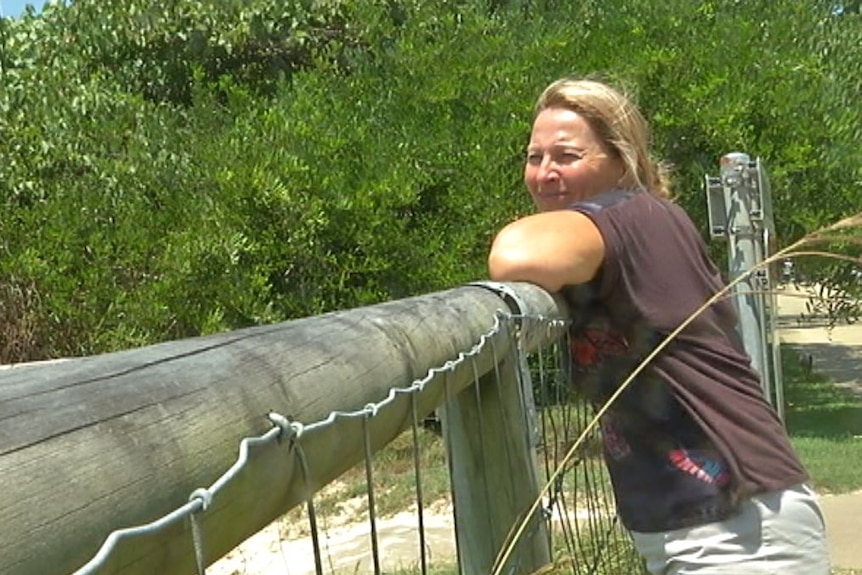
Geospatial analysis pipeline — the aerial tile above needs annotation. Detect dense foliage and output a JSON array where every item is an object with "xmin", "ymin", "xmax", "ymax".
[{"xmin": 1, "ymin": 0, "xmax": 860, "ymax": 361}]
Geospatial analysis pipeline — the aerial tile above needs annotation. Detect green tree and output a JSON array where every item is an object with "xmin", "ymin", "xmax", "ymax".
[{"xmin": 1, "ymin": 0, "xmax": 860, "ymax": 361}]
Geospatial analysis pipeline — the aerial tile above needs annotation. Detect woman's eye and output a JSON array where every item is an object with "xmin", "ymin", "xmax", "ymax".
[
  {"xmin": 526, "ymin": 150, "xmax": 584, "ymax": 165},
  {"xmin": 560, "ymin": 151, "xmax": 584, "ymax": 162}
]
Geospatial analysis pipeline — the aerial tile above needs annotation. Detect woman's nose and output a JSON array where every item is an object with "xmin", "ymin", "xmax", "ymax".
[{"xmin": 539, "ymin": 157, "xmax": 560, "ymax": 181}]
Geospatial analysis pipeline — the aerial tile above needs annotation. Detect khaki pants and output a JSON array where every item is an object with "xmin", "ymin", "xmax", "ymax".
[{"xmin": 630, "ymin": 484, "xmax": 830, "ymax": 574}]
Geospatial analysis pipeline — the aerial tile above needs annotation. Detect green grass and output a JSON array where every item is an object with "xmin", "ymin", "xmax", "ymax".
[{"xmin": 782, "ymin": 347, "xmax": 862, "ymax": 494}]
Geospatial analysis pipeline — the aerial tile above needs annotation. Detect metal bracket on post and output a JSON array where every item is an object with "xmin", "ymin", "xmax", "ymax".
[
  {"xmin": 468, "ymin": 281, "xmax": 542, "ymax": 449},
  {"xmin": 468, "ymin": 280, "xmax": 529, "ymax": 317},
  {"xmin": 704, "ymin": 175, "xmax": 728, "ymax": 238}
]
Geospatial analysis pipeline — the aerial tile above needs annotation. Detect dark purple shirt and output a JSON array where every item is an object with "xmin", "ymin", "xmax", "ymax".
[{"xmin": 562, "ymin": 189, "xmax": 807, "ymax": 533}]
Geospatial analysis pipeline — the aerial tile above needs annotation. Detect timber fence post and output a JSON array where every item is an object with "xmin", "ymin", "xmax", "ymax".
[{"xmin": 442, "ymin": 282, "xmax": 566, "ymax": 575}]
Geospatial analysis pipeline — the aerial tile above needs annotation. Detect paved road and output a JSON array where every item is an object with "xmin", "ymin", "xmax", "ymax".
[{"xmin": 777, "ymin": 286, "xmax": 862, "ymax": 571}]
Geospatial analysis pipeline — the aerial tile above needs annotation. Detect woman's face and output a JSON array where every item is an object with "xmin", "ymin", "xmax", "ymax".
[{"xmin": 524, "ymin": 107, "xmax": 625, "ymax": 212}]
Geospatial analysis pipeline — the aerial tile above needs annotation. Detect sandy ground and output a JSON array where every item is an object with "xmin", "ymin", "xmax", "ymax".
[
  {"xmin": 207, "ymin": 502, "xmax": 606, "ymax": 575},
  {"xmin": 208, "ymin": 508, "xmax": 457, "ymax": 575}
]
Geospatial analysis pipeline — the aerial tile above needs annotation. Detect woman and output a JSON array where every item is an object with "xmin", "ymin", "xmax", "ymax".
[{"xmin": 488, "ymin": 78, "xmax": 829, "ymax": 574}]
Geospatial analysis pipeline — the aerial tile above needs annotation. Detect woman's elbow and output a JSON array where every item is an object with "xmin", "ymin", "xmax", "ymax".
[
  {"xmin": 487, "ymin": 249, "xmax": 520, "ymax": 282},
  {"xmin": 488, "ymin": 228, "xmax": 523, "ymax": 278}
]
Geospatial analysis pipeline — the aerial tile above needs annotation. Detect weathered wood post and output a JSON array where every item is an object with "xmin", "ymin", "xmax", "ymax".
[
  {"xmin": 443, "ymin": 283, "xmax": 567, "ymax": 575},
  {"xmin": 0, "ymin": 282, "xmax": 564, "ymax": 575}
]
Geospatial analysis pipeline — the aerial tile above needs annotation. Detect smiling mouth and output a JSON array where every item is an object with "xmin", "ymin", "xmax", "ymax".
[
  {"xmin": 534, "ymin": 192, "xmax": 572, "ymax": 210},
  {"xmin": 538, "ymin": 191, "xmax": 570, "ymax": 200}
]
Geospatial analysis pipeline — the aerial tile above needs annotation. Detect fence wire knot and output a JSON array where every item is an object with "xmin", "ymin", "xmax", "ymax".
[
  {"xmin": 364, "ymin": 403, "xmax": 379, "ymax": 418},
  {"xmin": 189, "ymin": 488, "xmax": 213, "ymax": 512},
  {"xmin": 269, "ymin": 411, "xmax": 304, "ymax": 441},
  {"xmin": 545, "ymin": 319, "xmax": 567, "ymax": 337}
]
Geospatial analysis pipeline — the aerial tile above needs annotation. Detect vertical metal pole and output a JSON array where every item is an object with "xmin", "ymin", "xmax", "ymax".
[
  {"xmin": 706, "ymin": 153, "xmax": 785, "ymax": 417},
  {"xmin": 756, "ymin": 163, "xmax": 786, "ymax": 421},
  {"xmin": 707, "ymin": 152, "xmax": 773, "ymax": 401},
  {"xmin": 720, "ymin": 153, "xmax": 769, "ymax": 392}
]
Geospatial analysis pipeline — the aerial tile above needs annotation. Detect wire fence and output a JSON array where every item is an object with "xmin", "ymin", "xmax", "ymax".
[
  {"xmin": 530, "ymin": 326, "xmax": 644, "ymax": 575},
  {"xmin": 65, "ymin": 309, "xmax": 643, "ymax": 575}
]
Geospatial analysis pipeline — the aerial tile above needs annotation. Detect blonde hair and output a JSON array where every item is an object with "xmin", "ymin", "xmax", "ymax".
[{"xmin": 533, "ymin": 78, "xmax": 672, "ymax": 198}]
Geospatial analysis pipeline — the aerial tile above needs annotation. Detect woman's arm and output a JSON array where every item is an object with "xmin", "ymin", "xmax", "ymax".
[{"xmin": 487, "ymin": 210, "xmax": 605, "ymax": 292}]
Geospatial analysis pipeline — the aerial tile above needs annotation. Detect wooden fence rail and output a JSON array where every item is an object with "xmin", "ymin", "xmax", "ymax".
[{"xmin": 0, "ymin": 282, "xmax": 567, "ymax": 575}]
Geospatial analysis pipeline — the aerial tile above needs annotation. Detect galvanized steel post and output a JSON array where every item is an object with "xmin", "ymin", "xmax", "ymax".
[{"xmin": 705, "ymin": 153, "xmax": 784, "ymax": 420}]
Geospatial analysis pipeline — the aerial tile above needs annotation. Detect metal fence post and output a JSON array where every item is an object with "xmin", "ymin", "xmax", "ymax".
[{"xmin": 705, "ymin": 153, "xmax": 784, "ymax": 419}]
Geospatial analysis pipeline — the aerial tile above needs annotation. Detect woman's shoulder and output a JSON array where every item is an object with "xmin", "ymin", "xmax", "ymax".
[{"xmin": 570, "ymin": 187, "xmax": 645, "ymax": 216}]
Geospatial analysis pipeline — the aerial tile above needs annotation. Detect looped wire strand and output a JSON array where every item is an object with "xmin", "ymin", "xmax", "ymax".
[
  {"xmin": 269, "ymin": 411, "xmax": 324, "ymax": 575},
  {"xmin": 364, "ymin": 402, "xmax": 379, "ymax": 418},
  {"xmin": 363, "ymin": 402, "xmax": 382, "ymax": 575},
  {"xmin": 409, "ymin": 392, "xmax": 430, "ymax": 575},
  {"xmin": 187, "ymin": 488, "xmax": 212, "ymax": 575}
]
